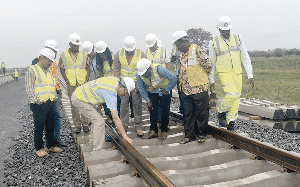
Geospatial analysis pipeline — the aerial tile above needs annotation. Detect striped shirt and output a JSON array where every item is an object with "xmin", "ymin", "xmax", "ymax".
[{"xmin": 25, "ymin": 66, "xmax": 55, "ymax": 104}]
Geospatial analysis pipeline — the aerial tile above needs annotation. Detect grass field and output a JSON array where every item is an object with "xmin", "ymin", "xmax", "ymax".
[{"xmin": 213, "ymin": 55, "xmax": 300, "ymax": 104}]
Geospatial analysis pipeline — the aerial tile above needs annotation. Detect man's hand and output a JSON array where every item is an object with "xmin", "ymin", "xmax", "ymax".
[
  {"xmin": 249, "ymin": 78, "xmax": 254, "ymax": 88},
  {"xmin": 161, "ymin": 89, "xmax": 169, "ymax": 96},
  {"xmin": 146, "ymin": 102, "xmax": 153, "ymax": 112},
  {"xmin": 210, "ymin": 83, "xmax": 215, "ymax": 92}
]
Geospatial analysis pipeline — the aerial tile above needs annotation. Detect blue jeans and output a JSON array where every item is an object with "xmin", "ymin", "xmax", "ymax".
[
  {"xmin": 30, "ymin": 100, "xmax": 56, "ymax": 151},
  {"xmin": 148, "ymin": 92, "xmax": 171, "ymax": 132},
  {"xmin": 53, "ymin": 91, "xmax": 61, "ymax": 139}
]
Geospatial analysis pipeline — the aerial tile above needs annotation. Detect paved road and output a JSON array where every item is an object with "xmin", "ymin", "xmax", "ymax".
[{"xmin": 0, "ymin": 78, "xmax": 28, "ymax": 182}]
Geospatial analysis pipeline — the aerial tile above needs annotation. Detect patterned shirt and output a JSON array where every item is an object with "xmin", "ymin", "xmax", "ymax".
[
  {"xmin": 113, "ymin": 49, "xmax": 145, "ymax": 78},
  {"xmin": 179, "ymin": 45, "xmax": 212, "ymax": 95}
]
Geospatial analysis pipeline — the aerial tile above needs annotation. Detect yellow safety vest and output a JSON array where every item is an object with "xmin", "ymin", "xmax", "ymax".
[
  {"xmin": 14, "ymin": 71, "xmax": 18, "ymax": 77},
  {"xmin": 61, "ymin": 50, "xmax": 87, "ymax": 86},
  {"xmin": 75, "ymin": 76, "xmax": 119, "ymax": 105},
  {"xmin": 213, "ymin": 34, "xmax": 242, "ymax": 73},
  {"xmin": 179, "ymin": 44, "xmax": 209, "ymax": 87},
  {"xmin": 1, "ymin": 63, "xmax": 5, "ymax": 68},
  {"xmin": 103, "ymin": 61, "xmax": 113, "ymax": 77},
  {"xmin": 30, "ymin": 64, "xmax": 56, "ymax": 103},
  {"xmin": 145, "ymin": 47, "xmax": 166, "ymax": 67},
  {"xmin": 119, "ymin": 48, "xmax": 142, "ymax": 81},
  {"xmin": 140, "ymin": 64, "xmax": 169, "ymax": 92}
]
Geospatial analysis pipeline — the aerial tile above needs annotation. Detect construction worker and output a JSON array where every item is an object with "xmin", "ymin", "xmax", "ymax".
[
  {"xmin": 71, "ymin": 77, "xmax": 134, "ymax": 150},
  {"xmin": 113, "ymin": 36, "xmax": 145, "ymax": 137},
  {"xmin": 136, "ymin": 58, "xmax": 177, "ymax": 139},
  {"xmin": 14, "ymin": 69, "xmax": 19, "ymax": 81},
  {"xmin": 59, "ymin": 33, "xmax": 91, "ymax": 133},
  {"xmin": 32, "ymin": 39, "xmax": 65, "ymax": 147},
  {"xmin": 25, "ymin": 48, "xmax": 63, "ymax": 157},
  {"xmin": 1, "ymin": 61, "xmax": 6, "ymax": 75},
  {"xmin": 172, "ymin": 30, "xmax": 212, "ymax": 144},
  {"xmin": 209, "ymin": 16, "xmax": 254, "ymax": 131}
]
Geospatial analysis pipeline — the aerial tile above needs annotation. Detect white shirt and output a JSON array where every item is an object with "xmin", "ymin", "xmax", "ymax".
[{"xmin": 208, "ymin": 35, "xmax": 253, "ymax": 84}]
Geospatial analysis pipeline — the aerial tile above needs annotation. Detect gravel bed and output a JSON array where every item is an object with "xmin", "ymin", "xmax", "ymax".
[
  {"xmin": 170, "ymin": 99, "xmax": 300, "ymax": 153},
  {"xmin": 3, "ymin": 104, "xmax": 87, "ymax": 186}
]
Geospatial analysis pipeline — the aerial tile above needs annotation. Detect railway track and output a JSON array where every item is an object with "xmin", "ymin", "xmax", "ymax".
[{"xmin": 58, "ymin": 78, "xmax": 300, "ymax": 186}]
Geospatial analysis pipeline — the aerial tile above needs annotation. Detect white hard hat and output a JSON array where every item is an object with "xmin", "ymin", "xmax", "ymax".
[
  {"xmin": 157, "ymin": 40, "xmax": 163, "ymax": 47},
  {"xmin": 136, "ymin": 58, "xmax": 151, "ymax": 76},
  {"xmin": 39, "ymin": 48, "xmax": 55, "ymax": 61},
  {"xmin": 123, "ymin": 36, "xmax": 136, "ymax": 51},
  {"xmin": 122, "ymin": 77, "xmax": 135, "ymax": 94},
  {"xmin": 172, "ymin": 30, "xmax": 187, "ymax": 43},
  {"xmin": 44, "ymin": 39, "xmax": 59, "ymax": 52},
  {"xmin": 217, "ymin": 16, "xmax": 232, "ymax": 30},
  {"xmin": 94, "ymin": 41, "xmax": 107, "ymax": 53},
  {"xmin": 82, "ymin": 41, "xmax": 93, "ymax": 54},
  {"xmin": 69, "ymin": 33, "xmax": 81, "ymax": 45},
  {"xmin": 145, "ymin": 33, "xmax": 158, "ymax": 48}
]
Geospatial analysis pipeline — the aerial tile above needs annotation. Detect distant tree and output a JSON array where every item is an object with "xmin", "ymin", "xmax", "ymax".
[{"xmin": 186, "ymin": 28, "xmax": 212, "ymax": 50}]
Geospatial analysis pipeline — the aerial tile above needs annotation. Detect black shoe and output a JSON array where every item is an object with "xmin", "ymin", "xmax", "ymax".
[
  {"xmin": 218, "ymin": 112, "xmax": 227, "ymax": 128},
  {"xmin": 227, "ymin": 121, "xmax": 235, "ymax": 131},
  {"xmin": 74, "ymin": 126, "xmax": 81, "ymax": 133},
  {"xmin": 54, "ymin": 138, "xmax": 66, "ymax": 147},
  {"xmin": 142, "ymin": 130, "xmax": 158, "ymax": 139},
  {"xmin": 82, "ymin": 126, "xmax": 90, "ymax": 132}
]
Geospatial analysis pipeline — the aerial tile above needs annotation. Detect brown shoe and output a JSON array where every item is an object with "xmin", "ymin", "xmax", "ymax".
[
  {"xmin": 36, "ymin": 149, "xmax": 48, "ymax": 157},
  {"xmin": 136, "ymin": 129, "xmax": 143, "ymax": 137},
  {"xmin": 142, "ymin": 130, "xmax": 158, "ymax": 139},
  {"xmin": 47, "ymin": 147, "xmax": 63, "ymax": 153},
  {"xmin": 160, "ymin": 131, "xmax": 167, "ymax": 140}
]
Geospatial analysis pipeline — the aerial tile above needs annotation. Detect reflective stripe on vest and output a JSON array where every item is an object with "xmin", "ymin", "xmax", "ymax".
[
  {"xmin": 75, "ymin": 76, "xmax": 119, "ymax": 105},
  {"xmin": 30, "ymin": 65, "xmax": 56, "ymax": 103},
  {"xmin": 140, "ymin": 64, "xmax": 169, "ymax": 92},
  {"xmin": 179, "ymin": 44, "xmax": 209, "ymax": 87},
  {"xmin": 119, "ymin": 48, "xmax": 141, "ymax": 81},
  {"xmin": 213, "ymin": 34, "xmax": 242, "ymax": 73},
  {"xmin": 145, "ymin": 47, "xmax": 166, "ymax": 67},
  {"xmin": 61, "ymin": 50, "xmax": 87, "ymax": 86}
]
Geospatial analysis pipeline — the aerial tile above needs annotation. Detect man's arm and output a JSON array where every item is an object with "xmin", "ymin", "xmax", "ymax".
[
  {"xmin": 58, "ymin": 54, "xmax": 69, "ymax": 85},
  {"xmin": 136, "ymin": 73, "xmax": 150, "ymax": 103},
  {"xmin": 113, "ymin": 52, "xmax": 121, "ymax": 79},
  {"xmin": 25, "ymin": 69, "xmax": 42, "ymax": 104},
  {"xmin": 157, "ymin": 66, "xmax": 177, "ymax": 92}
]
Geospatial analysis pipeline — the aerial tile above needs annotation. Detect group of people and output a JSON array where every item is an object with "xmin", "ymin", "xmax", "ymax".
[{"xmin": 25, "ymin": 16, "xmax": 254, "ymax": 157}]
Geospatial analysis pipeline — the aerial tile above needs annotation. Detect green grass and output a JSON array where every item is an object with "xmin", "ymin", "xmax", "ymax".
[{"xmin": 213, "ymin": 55, "xmax": 300, "ymax": 104}]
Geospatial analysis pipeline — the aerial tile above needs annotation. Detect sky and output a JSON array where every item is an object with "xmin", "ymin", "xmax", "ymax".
[{"xmin": 1, "ymin": 0, "xmax": 300, "ymax": 68}]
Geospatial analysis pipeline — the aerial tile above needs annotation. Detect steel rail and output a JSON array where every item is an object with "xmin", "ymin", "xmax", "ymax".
[{"xmin": 170, "ymin": 111, "xmax": 300, "ymax": 174}]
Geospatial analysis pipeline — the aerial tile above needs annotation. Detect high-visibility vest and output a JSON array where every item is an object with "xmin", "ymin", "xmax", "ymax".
[
  {"xmin": 213, "ymin": 34, "xmax": 242, "ymax": 73},
  {"xmin": 30, "ymin": 64, "xmax": 56, "ymax": 103},
  {"xmin": 179, "ymin": 44, "xmax": 209, "ymax": 87},
  {"xmin": 119, "ymin": 48, "xmax": 142, "ymax": 81},
  {"xmin": 103, "ymin": 61, "xmax": 113, "ymax": 77},
  {"xmin": 145, "ymin": 47, "xmax": 166, "ymax": 67},
  {"xmin": 140, "ymin": 64, "xmax": 169, "ymax": 92},
  {"xmin": 61, "ymin": 49, "xmax": 87, "ymax": 86},
  {"xmin": 75, "ymin": 76, "xmax": 119, "ymax": 105},
  {"xmin": 49, "ymin": 61, "xmax": 60, "ymax": 90},
  {"xmin": 14, "ymin": 71, "xmax": 18, "ymax": 77},
  {"xmin": 1, "ymin": 62, "xmax": 5, "ymax": 68}
]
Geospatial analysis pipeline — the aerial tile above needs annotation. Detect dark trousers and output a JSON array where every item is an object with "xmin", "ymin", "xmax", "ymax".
[
  {"xmin": 181, "ymin": 91, "xmax": 209, "ymax": 139},
  {"xmin": 30, "ymin": 100, "xmax": 56, "ymax": 151},
  {"xmin": 148, "ymin": 92, "xmax": 171, "ymax": 133}
]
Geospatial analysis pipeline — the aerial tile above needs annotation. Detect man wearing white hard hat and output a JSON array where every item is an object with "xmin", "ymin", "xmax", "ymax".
[
  {"xmin": 172, "ymin": 30, "xmax": 212, "ymax": 144},
  {"xmin": 59, "ymin": 33, "xmax": 91, "ymax": 133},
  {"xmin": 31, "ymin": 39, "xmax": 65, "ymax": 147},
  {"xmin": 25, "ymin": 48, "xmax": 63, "ymax": 157},
  {"xmin": 136, "ymin": 58, "xmax": 177, "ymax": 139},
  {"xmin": 71, "ymin": 77, "xmax": 134, "ymax": 150},
  {"xmin": 113, "ymin": 36, "xmax": 145, "ymax": 137},
  {"xmin": 209, "ymin": 16, "xmax": 254, "ymax": 131}
]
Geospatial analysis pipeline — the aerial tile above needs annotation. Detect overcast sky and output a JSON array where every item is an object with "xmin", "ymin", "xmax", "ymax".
[{"xmin": 1, "ymin": 0, "xmax": 299, "ymax": 68}]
